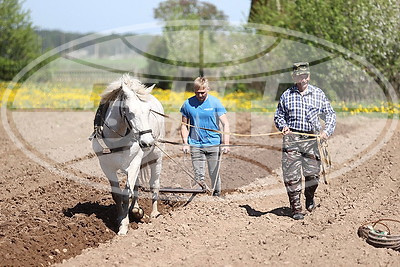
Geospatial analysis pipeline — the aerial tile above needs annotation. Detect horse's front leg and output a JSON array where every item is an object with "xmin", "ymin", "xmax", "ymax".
[
  {"xmin": 99, "ymin": 166, "xmax": 125, "ymax": 231},
  {"xmin": 149, "ymin": 157, "xmax": 162, "ymax": 218},
  {"xmin": 118, "ymin": 151, "xmax": 143, "ymax": 235},
  {"xmin": 130, "ymin": 178, "xmax": 144, "ymax": 220},
  {"xmin": 110, "ymin": 180, "xmax": 124, "ymax": 224}
]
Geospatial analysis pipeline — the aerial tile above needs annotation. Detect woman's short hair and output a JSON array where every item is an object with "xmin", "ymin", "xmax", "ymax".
[{"xmin": 193, "ymin": 77, "xmax": 209, "ymax": 91}]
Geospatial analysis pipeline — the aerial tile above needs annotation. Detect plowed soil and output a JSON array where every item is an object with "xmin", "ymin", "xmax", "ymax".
[{"xmin": 1, "ymin": 110, "xmax": 399, "ymax": 266}]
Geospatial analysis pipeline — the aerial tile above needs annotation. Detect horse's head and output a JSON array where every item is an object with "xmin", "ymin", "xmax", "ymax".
[{"xmin": 121, "ymin": 76, "xmax": 155, "ymax": 148}]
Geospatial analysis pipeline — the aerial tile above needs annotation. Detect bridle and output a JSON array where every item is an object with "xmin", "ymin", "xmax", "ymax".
[{"xmin": 102, "ymin": 95, "xmax": 153, "ymax": 140}]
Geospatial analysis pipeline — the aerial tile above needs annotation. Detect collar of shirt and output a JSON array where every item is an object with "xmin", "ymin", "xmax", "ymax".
[{"xmin": 291, "ymin": 84, "xmax": 315, "ymax": 96}]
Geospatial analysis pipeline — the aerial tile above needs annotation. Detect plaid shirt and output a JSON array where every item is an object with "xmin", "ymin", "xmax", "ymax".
[{"xmin": 274, "ymin": 84, "xmax": 336, "ymax": 136}]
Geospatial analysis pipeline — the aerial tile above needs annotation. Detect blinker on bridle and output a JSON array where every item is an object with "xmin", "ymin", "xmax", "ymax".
[{"xmin": 119, "ymin": 97, "xmax": 153, "ymax": 138}]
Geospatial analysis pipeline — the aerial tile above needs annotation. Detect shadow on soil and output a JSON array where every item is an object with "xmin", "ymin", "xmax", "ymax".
[
  {"xmin": 63, "ymin": 202, "xmax": 118, "ymax": 232},
  {"xmin": 63, "ymin": 200, "xmax": 179, "ymax": 234},
  {"xmin": 239, "ymin": 204, "xmax": 292, "ymax": 218}
]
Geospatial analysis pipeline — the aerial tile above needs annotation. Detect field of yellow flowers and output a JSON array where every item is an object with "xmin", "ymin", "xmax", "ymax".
[{"xmin": 0, "ymin": 82, "xmax": 399, "ymax": 116}]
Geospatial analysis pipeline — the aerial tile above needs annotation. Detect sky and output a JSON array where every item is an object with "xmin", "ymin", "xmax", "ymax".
[{"xmin": 22, "ymin": 0, "xmax": 251, "ymax": 34}]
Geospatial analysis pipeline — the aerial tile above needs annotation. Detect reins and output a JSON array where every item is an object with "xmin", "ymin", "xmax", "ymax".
[
  {"xmin": 150, "ymin": 109, "xmax": 319, "ymax": 138},
  {"xmin": 150, "ymin": 109, "xmax": 331, "ymax": 183}
]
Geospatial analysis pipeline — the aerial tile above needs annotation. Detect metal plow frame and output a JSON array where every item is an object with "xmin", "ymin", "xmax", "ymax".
[{"xmin": 139, "ymin": 186, "xmax": 207, "ymax": 194}]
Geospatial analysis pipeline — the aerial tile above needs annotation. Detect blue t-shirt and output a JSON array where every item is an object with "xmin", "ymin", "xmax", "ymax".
[{"xmin": 180, "ymin": 95, "xmax": 227, "ymax": 147}]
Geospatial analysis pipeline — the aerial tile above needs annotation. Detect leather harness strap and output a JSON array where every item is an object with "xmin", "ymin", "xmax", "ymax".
[
  {"xmin": 90, "ymin": 100, "xmax": 153, "ymax": 155},
  {"xmin": 94, "ymin": 144, "xmax": 131, "ymax": 156}
]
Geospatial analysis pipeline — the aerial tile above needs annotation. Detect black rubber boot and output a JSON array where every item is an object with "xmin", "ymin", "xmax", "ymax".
[
  {"xmin": 305, "ymin": 198, "xmax": 315, "ymax": 212},
  {"xmin": 305, "ymin": 182, "xmax": 318, "ymax": 212},
  {"xmin": 292, "ymin": 212, "xmax": 304, "ymax": 220},
  {"xmin": 289, "ymin": 192, "xmax": 303, "ymax": 220}
]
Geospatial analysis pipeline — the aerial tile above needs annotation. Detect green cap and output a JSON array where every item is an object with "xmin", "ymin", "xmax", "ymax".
[{"xmin": 292, "ymin": 62, "xmax": 310, "ymax": 76}]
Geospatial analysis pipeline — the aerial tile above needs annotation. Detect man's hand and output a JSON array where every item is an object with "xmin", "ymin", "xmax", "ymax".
[
  {"xmin": 182, "ymin": 144, "xmax": 190, "ymax": 154},
  {"xmin": 221, "ymin": 146, "xmax": 230, "ymax": 154},
  {"xmin": 282, "ymin": 126, "xmax": 291, "ymax": 135},
  {"xmin": 320, "ymin": 131, "xmax": 329, "ymax": 141}
]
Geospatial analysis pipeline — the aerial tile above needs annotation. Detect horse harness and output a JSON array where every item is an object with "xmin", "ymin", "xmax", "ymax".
[{"xmin": 89, "ymin": 98, "xmax": 153, "ymax": 156}]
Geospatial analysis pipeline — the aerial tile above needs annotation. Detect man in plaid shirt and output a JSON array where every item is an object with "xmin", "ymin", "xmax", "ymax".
[{"xmin": 274, "ymin": 62, "xmax": 336, "ymax": 220}]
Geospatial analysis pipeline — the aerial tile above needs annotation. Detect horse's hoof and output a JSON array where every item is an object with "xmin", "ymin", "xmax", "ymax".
[
  {"xmin": 117, "ymin": 230, "xmax": 127, "ymax": 236},
  {"xmin": 118, "ymin": 225, "xmax": 129, "ymax": 235},
  {"xmin": 131, "ymin": 207, "xmax": 144, "ymax": 220}
]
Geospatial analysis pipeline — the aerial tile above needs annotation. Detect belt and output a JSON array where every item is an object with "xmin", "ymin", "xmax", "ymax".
[{"xmin": 289, "ymin": 128, "xmax": 316, "ymax": 134}]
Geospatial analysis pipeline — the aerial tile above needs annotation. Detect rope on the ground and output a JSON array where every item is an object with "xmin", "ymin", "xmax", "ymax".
[{"xmin": 358, "ymin": 219, "xmax": 400, "ymax": 251}]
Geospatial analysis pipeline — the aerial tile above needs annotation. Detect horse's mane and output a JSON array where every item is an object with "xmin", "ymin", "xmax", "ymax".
[{"xmin": 100, "ymin": 74, "xmax": 151, "ymax": 104}]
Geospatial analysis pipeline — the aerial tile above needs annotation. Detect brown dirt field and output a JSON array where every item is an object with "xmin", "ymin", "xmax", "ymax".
[{"xmin": 0, "ymin": 110, "xmax": 399, "ymax": 266}]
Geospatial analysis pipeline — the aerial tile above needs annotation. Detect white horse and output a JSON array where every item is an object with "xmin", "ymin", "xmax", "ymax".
[{"xmin": 92, "ymin": 74, "xmax": 164, "ymax": 235}]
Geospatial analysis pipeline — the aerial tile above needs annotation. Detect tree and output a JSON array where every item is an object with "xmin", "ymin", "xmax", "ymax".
[
  {"xmin": 0, "ymin": 0, "xmax": 40, "ymax": 80},
  {"xmin": 147, "ymin": 0, "xmax": 228, "ymax": 89},
  {"xmin": 248, "ymin": 0, "xmax": 400, "ymax": 97},
  {"xmin": 154, "ymin": 0, "xmax": 227, "ymax": 21}
]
